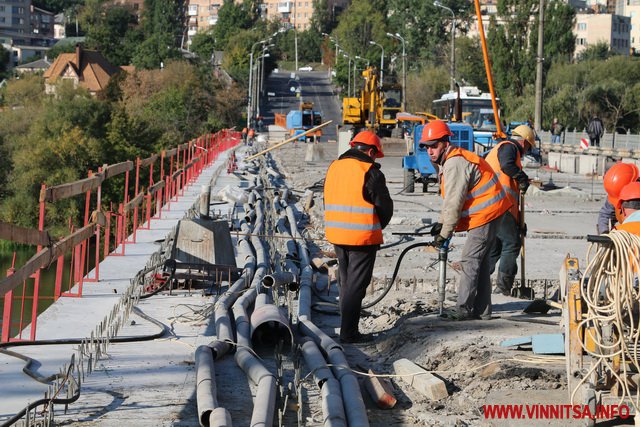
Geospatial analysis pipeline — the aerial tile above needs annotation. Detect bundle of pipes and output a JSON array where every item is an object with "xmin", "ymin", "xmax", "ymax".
[{"xmin": 194, "ymin": 145, "xmax": 370, "ymax": 426}]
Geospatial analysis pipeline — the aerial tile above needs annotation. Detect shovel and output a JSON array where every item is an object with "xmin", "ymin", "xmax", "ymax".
[{"xmin": 511, "ymin": 191, "xmax": 535, "ymax": 300}]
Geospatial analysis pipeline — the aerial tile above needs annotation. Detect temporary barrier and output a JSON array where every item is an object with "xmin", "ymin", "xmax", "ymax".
[{"xmin": 0, "ymin": 129, "xmax": 241, "ymax": 342}]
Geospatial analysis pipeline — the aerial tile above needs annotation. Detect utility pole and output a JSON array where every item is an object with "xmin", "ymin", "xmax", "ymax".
[
  {"xmin": 534, "ymin": 0, "xmax": 545, "ymax": 132},
  {"xmin": 434, "ymin": 1, "xmax": 456, "ymax": 92}
]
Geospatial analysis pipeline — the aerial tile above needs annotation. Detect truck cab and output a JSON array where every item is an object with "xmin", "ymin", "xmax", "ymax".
[{"xmin": 402, "ymin": 122, "xmax": 475, "ymax": 193}]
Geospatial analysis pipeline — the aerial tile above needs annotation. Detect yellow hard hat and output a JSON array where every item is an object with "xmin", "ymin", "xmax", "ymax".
[{"xmin": 512, "ymin": 125, "xmax": 536, "ymax": 148}]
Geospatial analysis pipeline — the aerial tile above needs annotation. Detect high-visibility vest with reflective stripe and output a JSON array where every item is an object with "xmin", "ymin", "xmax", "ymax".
[
  {"xmin": 442, "ymin": 147, "xmax": 512, "ymax": 232},
  {"xmin": 615, "ymin": 217, "xmax": 640, "ymax": 235},
  {"xmin": 324, "ymin": 158, "xmax": 383, "ymax": 245},
  {"xmin": 485, "ymin": 139, "xmax": 521, "ymax": 219}
]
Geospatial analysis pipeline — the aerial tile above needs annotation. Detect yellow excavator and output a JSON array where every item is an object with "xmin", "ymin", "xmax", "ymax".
[{"xmin": 342, "ymin": 66, "xmax": 403, "ymax": 137}]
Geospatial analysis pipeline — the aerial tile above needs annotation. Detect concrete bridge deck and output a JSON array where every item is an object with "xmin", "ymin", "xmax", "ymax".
[{"xmin": 0, "ymin": 148, "xmax": 239, "ymax": 425}]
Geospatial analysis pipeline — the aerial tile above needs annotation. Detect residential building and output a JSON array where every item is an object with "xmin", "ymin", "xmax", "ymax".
[
  {"xmin": 624, "ymin": 0, "xmax": 640, "ymax": 53},
  {"xmin": 30, "ymin": 5, "xmax": 54, "ymax": 38},
  {"xmin": 53, "ymin": 13, "xmax": 65, "ymax": 39},
  {"xmin": 43, "ymin": 45, "xmax": 124, "ymax": 96},
  {"xmin": 574, "ymin": 13, "xmax": 631, "ymax": 57},
  {"xmin": 14, "ymin": 57, "xmax": 50, "ymax": 74},
  {"xmin": 262, "ymin": 0, "xmax": 349, "ymax": 30},
  {"xmin": 186, "ymin": 0, "xmax": 222, "ymax": 42},
  {"xmin": 0, "ymin": 1, "xmax": 30, "ymax": 35}
]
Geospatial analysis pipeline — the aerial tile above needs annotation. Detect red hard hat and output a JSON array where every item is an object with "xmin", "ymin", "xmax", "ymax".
[
  {"xmin": 419, "ymin": 120, "xmax": 453, "ymax": 145},
  {"xmin": 617, "ymin": 181, "xmax": 640, "ymax": 208},
  {"xmin": 604, "ymin": 162, "xmax": 639, "ymax": 205},
  {"xmin": 350, "ymin": 130, "xmax": 384, "ymax": 158}
]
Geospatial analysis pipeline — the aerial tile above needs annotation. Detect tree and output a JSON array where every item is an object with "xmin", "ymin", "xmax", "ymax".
[
  {"xmin": 214, "ymin": 0, "xmax": 255, "ymax": 51},
  {"xmin": 577, "ymin": 42, "xmax": 613, "ymax": 62},
  {"xmin": 32, "ymin": 0, "xmax": 81, "ymax": 14},
  {"xmin": 310, "ymin": 0, "xmax": 333, "ymax": 35},
  {"xmin": 132, "ymin": 0, "xmax": 183, "ymax": 69},
  {"xmin": 0, "ymin": 45, "xmax": 10, "ymax": 80},
  {"xmin": 191, "ymin": 30, "xmax": 217, "ymax": 62},
  {"xmin": 84, "ymin": 5, "xmax": 138, "ymax": 66}
]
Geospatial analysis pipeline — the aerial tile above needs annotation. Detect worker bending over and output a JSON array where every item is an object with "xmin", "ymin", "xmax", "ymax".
[
  {"xmin": 485, "ymin": 125, "xmax": 535, "ymax": 296},
  {"xmin": 324, "ymin": 131, "xmax": 393, "ymax": 343},
  {"xmin": 598, "ymin": 163, "xmax": 639, "ymax": 233},
  {"xmin": 423, "ymin": 121, "xmax": 511, "ymax": 320}
]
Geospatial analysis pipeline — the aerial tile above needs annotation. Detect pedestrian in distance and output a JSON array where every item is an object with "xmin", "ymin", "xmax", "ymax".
[
  {"xmin": 324, "ymin": 130, "xmax": 393, "ymax": 344},
  {"xmin": 588, "ymin": 114, "xmax": 604, "ymax": 147},
  {"xmin": 241, "ymin": 127, "xmax": 248, "ymax": 144},
  {"xmin": 485, "ymin": 125, "xmax": 535, "ymax": 296},
  {"xmin": 551, "ymin": 118, "xmax": 563, "ymax": 144},
  {"xmin": 422, "ymin": 121, "xmax": 511, "ymax": 320}
]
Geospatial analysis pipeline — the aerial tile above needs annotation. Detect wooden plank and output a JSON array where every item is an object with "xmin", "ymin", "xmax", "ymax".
[
  {"xmin": 184, "ymin": 156, "xmax": 200, "ymax": 171},
  {"xmin": 139, "ymin": 154, "xmax": 158, "ymax": 168},
  {"xmin": 148, "ymin": 180, "xmax": 165, "ymax": 194},
  {"xmin": 245, "ymin": 120, "xmax": 333, "ymax": 161},
  {"xmin": 171, "ymin": 169, "xmax": 184, "ymax": 180},
  {"xmin": 103, "ymin": 161, "xmax": 134, "ymax": 179},
  {"xmin": 363, "ymin": 368, "xmax": 397, "ymax": 409},
  {"xmin": 0, "ymin": 224, "xmax": 96, "ymax": 296},
  {"xmin": 392, "ymin": 358, "xmax": 448, "ymax": 401},
  {"xmin": 124, "ymin": 192, "xmax": 145, "ymax": 213},
  {"xmin": 0, "ymin": 221, "xmax": 51, "ymax": 246},
  {"xmin": 41, "ymin": 174, "xmax": 105, "ymax": 202}
]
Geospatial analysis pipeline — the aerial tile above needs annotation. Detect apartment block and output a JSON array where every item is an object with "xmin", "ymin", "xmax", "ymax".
[
  {"xmin": 0, "ymin": 1, "xmax": 31, "ymax": 35},
  {"xmin": 624, "ymin": 0, "xmax": 640, "ymax": 53},
  {"xmin": 575, "ymin": 13, "xmax": 631, "ymax": 56},
  {"xmin": 187, "ymin": 0, "xmax": 222, "ymax": 39},
  {"xmin": 261, "ymin": 0, "xmax": 348, "ymax": 30}
]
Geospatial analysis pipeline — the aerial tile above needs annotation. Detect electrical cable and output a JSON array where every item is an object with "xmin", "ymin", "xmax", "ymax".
[{"xmin": 569, "ymin": 230, "xmax": 640, "ymax": 409}]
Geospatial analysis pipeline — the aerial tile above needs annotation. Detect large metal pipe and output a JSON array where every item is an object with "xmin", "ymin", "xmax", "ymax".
[
  {"xmin": 251, "ymin": 293, "xmax": 293, "ymax": 346},
  {"xmin": 261, "ymin": 271, "xmax": 298, "ymax": 291},
  {"xmin": 196, "ymin": 345, "xmax": 220, "ymax": 426},
  {"xmin": 300, "ymin": 338, "xmax": 347, "ymax": 427}
]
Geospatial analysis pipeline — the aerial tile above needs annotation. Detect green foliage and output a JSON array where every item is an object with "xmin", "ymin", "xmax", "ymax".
[
  {"xmin": 0, "ymin": 45, "xmax": 10, "ymax": 80},
  {"xmin": 214, "ymin": 0, "xmax": 255, "ymax": 51},
  {"xmin": 310, "ymin": 0, "xmax": 334, "ymax": 34},
  {"xmin": 333, "ymin": 0, "xmax": 388, "ymax": 60},
  {"xmin": 405, "ymin": 66, "xmax": 449, "ymax": 113},
  {"xmin": 191, "ymin": 30, "xmax": 217, "ymax": 63},
  {"xmin": 84, "ymin": 5, "xmax": 138, "ymax": 66},
  {"xmin": 132, "ymin": 0, "xmax": 183, "ymax": 69},
  {"xmin": 454, "ymin": 37, "xmax": 487, "ymax": 91},
  {"xmin": 32, "ymin": 0, "xmax": 81, "ymax": 14},
  {"xmin": 0, "ymin": 61, "xmax": 245, "ymax": 228},
  {"xmin": 577, "ymin": 42, "xmax": 613, "ymax": 62}
]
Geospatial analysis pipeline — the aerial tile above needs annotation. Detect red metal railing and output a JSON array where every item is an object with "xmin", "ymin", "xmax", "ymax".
[{"xmin": 0, "ymin": 129, "xmax": 241, "ymax": 342}]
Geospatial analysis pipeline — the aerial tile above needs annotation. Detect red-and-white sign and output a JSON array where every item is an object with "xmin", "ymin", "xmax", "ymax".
[{"xmin": 580, "ymin": 138, "xmax": 589, "ymax": 150}]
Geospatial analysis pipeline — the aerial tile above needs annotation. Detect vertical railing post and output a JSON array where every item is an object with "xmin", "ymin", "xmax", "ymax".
[
  {"xmin": 1, "ymin": 253, "xmax": 17, "ymax": 342},
  {"xmin": 29, "ymin": 184, "xmax": 47, "ymax": 341}
]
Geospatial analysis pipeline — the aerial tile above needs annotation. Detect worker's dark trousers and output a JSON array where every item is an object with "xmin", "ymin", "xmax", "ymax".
[
  {"xmin": 488, "ymin": 212, "xmax": 522, "ymax": 278},
  {"xmin": 457, "ymin": 215, "xmax": 502, "ymax": 317},
  {"xmin": 334, "ymin": 244, "xmax": 378, "ymax": 340}
]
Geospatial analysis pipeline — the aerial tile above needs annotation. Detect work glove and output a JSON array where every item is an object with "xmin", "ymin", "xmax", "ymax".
[
  {"xmin": 433, "ymin": 234, "xmax": 447, "ymax": 248},
  {"xmin": 518, "ymin": 179, "xmax": 530, "ymax": 194},
  {"xmin": 430, "ymin": 222, "xmax": 443, "ymax": 237}
]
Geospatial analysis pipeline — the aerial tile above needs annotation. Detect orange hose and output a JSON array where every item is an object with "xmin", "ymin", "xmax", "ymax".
[{"xmin": 473, "ymin": 0, "xmax": 506, "ymax": 139}]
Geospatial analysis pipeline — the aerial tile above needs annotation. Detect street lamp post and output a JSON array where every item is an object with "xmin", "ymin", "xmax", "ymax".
[
  {"xmin": 369, "ymin": 41, "xmax": 384, "ymax": 86},
  {"xmin": 387, "ymin": 32, "xmax": 407, "ymax": 111},
  {"xmin": 355, "ymin": 55, "xmax": 365, "ymax": 96},
  {"xmin": 434, "ymin": 1, "xmax": 456, "ymax": 92},
  {"xmin": 257, "ymin": 51, "xmax": 271, "ymax": 118},
  {"xmin": 247, "ymin": 38, "xmax": 271, "ymax": 129}
]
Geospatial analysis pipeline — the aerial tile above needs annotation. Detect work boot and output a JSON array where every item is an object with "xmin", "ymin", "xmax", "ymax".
[{"xmin": 494, "ymin": 272, "xmax": 515, "ymax": 296}]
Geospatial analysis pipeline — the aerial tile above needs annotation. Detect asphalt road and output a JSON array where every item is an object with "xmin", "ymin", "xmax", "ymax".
[{"xmin": 260, "ymin": 70, "xmax": 342, "ymax": 142}]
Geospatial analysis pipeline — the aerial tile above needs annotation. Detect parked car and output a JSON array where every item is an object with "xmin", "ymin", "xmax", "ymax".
[{"xmin": 299, "ymin": 66, "xmax": 313, "ymax": 71}]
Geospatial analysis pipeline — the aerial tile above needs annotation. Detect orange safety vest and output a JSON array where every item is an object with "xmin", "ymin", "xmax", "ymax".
[
  {"xmin": 485, "ymin": 139, "xmax": 521, "ymax": 219},
  {"xmin": 614, "ymin": 215, "xmax": 640, "ymax": 235},
  {"xmin": 442, "ymin": 147, "xmax": 512, "ymax": 232},
  {"xmin": 324, "ymin": 158, "xmax": 383, "ymax": 245}
]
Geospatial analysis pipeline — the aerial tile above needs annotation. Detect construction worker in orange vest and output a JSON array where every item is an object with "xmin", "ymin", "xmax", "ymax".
[
  {"xmin": 613, "ymin": 182, "xmax": 640, "ymax": 235},
  {"xmin": 324, "ymin": 130, "xmax": 393, "ymax": 343},
  {"xmin": 598, "ymin": 162, "xmax": 639, "ymax": 233},
  {"xmin": 485, "ymin": 125, "xmax": 535, "ymax": 296},
  {"xmin": 247, "ymin": 128, "xmax": 255, "ymax": 145},
  {"xmin": 422, "ymin": 121, "xmax": 511, "ymax": 320}
]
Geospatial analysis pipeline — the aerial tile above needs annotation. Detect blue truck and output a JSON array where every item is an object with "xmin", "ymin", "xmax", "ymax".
[{"xmin": 402, "ymin": 122, "xmax": 475, "ymax": 193}]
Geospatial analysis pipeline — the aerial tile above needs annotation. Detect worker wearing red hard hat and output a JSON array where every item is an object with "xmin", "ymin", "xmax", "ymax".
[
  {"xmin": 613, "ymin": 182, "xmax": 640, "ymax": 235},
  {"xmin": 324, "ymin": 130, "xmax": 393, "ymax": 343},
  {"xmin": 599, "ymin": 162, "xmax": 639, "ymax": 233},
  {"xmin": 421, "ymin": 120, "xmax": 511, "ymax": 320}
]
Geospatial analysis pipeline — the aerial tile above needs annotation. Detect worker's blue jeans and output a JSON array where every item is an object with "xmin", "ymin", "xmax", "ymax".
[{"xmin": 488, "ymin": 212, "xmax": 522, "ymax": 278}]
